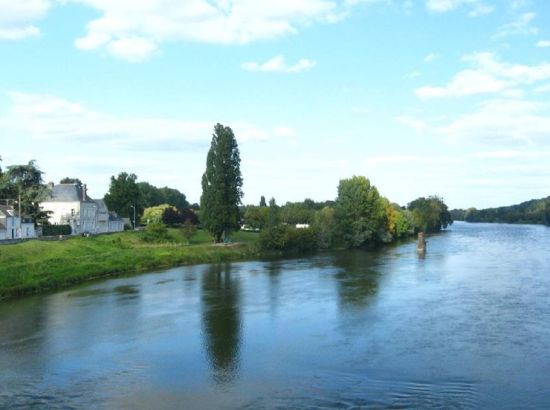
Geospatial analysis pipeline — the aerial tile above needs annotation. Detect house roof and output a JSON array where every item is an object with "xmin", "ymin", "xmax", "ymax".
[
  {"xmin": 108, "ymin": 211, "xmax": 123, "ymax": 222},
  {"xmin": 43, "ymin": 184, "xmax": 92, "ymax": 203},
  {"xmin": 0, "ymin": 205, "xmax": 16, "ymax": 217},
  {"xmin": 94, "ymin": 199, "xmax": 109, "ymax": 213}
]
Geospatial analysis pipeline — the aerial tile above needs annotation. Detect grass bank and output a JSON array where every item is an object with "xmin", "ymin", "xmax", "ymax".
[{"xmin": 0, "ymin": 229, "xmax": 260, "ymax": 300}]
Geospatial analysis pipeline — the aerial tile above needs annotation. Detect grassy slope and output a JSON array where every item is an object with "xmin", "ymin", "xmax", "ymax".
[{"xmin": 0, "ymin": 229, "xmax": 260, "ymax": 300}]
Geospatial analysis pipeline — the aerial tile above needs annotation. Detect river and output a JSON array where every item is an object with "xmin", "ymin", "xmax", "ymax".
[{"xmin": 1, "ymin": 222, "xmax": 550, "ymax": 409}]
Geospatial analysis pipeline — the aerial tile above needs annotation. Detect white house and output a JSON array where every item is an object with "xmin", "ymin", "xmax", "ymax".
[
  {"xmin": 40, "ymin": 183, "xmax": 124, "ymax": 235},
  {"xmin": 0, "ymin": 205, "xmax": 36, "ymax": 240}
]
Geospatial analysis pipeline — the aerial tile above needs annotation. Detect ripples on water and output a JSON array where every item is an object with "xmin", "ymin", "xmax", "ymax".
[{"xmin": 1, "ymin": 222, "xmax": 550, "ymax": 409}]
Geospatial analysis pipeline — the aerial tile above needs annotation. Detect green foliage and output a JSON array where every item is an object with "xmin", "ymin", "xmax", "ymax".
[
  {"xmin": 408, "ymin": 196, "xmax": 452, "ymax": 233},
  {"xmin": 0, "ymin": 229, "xmax": 260, "ymax": 299},
  {"xmin": 182, "ymin": 220, "xmax": 197, "ymax": 244},
  {"xmin": 1, "ymin": 160, "xmax": 50, "ymax": 224},
  {"xmin": 242, "ymin": 205, "xmax": 269, "ymax": 230},
  {"xmin": 259, "ymin": 195, "xmax": 267, "ymax": 207},
  {"xmin": 280, "ymin": 202, "xmax": 315, "ymax": 225},
  {"xmin": 42, "ymin": 224, "xmax": 71, "ymax": 236},
  {"xmin": 266, "ymin": 198, "xmax": 280, "ymax": 227},
  {"xmin": 140, "ymin": 222, "xmax": 171, "ymax": 243},
  {"xmin": 142, "ymin": 204, "xmax": 172, "ymax": 224},
  {"xmin": 313, "ymin": 206, "xmax": 336, "ymax": 249},
  {"xmin": 104, "ymin": 172, "xmax": 142, "ymax": 223},
  {"xmin": 259, "ymin": 225, "xmax": 318, "ymax": 252},
  {"xmin": 139, "ymin": 181, "xmax": 189, "ymax": 211},
  {"xmin": 335, "ymin": 176, "xmax": 387, "ymax": 248},
  {"xmin": 59, "ymin": 177, "xmax": 83, "ymax": 188},
  {"xmin": 452, "ymin": 196, "xmax": 550, "ymax": 226},
  {"xmin": 200, "ymin": 124, "xmax": 243, "ymax": 242}
]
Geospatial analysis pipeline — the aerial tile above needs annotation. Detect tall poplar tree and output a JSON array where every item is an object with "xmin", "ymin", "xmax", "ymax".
[{"xmin": 200, "ymin": 124, "xmax": 243, "ymax": 243}]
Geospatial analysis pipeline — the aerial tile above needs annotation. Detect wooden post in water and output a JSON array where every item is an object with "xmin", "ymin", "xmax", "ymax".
[{"xmin": 417, "ymin": 232, "xmax": 426, "ymax": 254}]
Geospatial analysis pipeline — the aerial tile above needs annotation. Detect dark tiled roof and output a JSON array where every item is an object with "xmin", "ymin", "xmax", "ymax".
[
  {"xmin": 0, "ymin": 205, "xmax": 16, "ymax": 216},
  {"xmin": 43, "ymin": 184, "xmax": 92, "ymax": 202},
  {"xmin": 108, "ymin": 211, "xmax": 123, "ymax": 221}
]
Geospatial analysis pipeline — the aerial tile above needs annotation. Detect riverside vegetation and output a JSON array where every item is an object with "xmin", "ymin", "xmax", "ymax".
[
  {"xmin": 0, "ymin": 124, "xmax": 453, "ymax": 300},
  {"xmin": 0, "ymin": 229, "xmax": 260, "ymax": 300}
]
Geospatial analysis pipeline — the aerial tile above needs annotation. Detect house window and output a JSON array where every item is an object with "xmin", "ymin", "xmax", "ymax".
[{"xmin": 71, "ymin": 209, "xmax": 75, "ymax": 216}]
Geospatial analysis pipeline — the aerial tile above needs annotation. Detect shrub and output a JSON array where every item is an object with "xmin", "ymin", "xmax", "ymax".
[
  {"xmin": 141, "ymin": 222, "xmax": 170, "ymax": 243},
  {"xmin": 42, "ymin": 224, "xmax": 72, "ymax": 236},
  {"xmin": 259, "ymin": 225, "xmax": 318, "ymax": 252}
]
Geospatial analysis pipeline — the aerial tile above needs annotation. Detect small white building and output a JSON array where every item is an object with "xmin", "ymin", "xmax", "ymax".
[
  {"xmin": 0, "ymin": 205, "xmax": 36, "ymax": 240},
  {"xmin": 40, "ymin": 183, "xmax": 124, "ymax": 235}
]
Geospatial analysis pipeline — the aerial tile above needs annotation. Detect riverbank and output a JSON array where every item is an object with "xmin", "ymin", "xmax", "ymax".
[{"xmin": 0, "ymin": 230, "xmax": 260, "ymax": 300}]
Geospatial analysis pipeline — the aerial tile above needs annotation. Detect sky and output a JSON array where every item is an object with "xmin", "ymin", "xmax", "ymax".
[{"xmin": 1, "ymin": 0, "xmax": 550, "ymax": 209}]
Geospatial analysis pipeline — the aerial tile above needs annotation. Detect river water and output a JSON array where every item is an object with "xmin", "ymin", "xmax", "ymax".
[{"xmin": 1, "ymin": 222, "xmax": 550, "ymax": 409}]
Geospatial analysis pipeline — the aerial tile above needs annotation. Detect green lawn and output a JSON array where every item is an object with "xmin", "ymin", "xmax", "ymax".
[{"xmin": 0, "ymin": 229, "xmax": 260, "ymax": 300}]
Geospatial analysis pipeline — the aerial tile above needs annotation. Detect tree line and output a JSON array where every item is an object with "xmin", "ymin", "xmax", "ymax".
[
  {"xmin": 451, "ymin": 197, "xmax": 550, "ymax": 226},
  {"xmin": 2, "ymin": 123, "xmax": 453, "ymax": 251},
  {"xmin": 196, "ymin": 124, "xmax": 453, "ymax": 251}
]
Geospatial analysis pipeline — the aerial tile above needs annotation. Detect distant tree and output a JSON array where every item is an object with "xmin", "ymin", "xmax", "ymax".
[
  {"xmin": 138, "ymin": 182, "xmax": 164, "ymax": 208},
  {"xmin": 266, "ymin": 197, "xmax": 280, "ymax": 227},
  {"xmin": 3, "ymin": 160, "xmax": 50, "ymax": 224},
  {"xmin": 182, "ymin": 219, "xmax": 197, "ymax": 244},
  {"xmin": 181, "ymin": 208, "xmax": 199, "ymax": 225},
  {"xmin": 138, "ymin": 181, "xmax": 189, "ymax": 211},
  {"xmin": 200, "ymin": 124, "xmax": 243, "ymax": 242},
  {"xmin": 142, "ymin": 204, "xmax": 172, "ymax": 224},
  {"xmin": 243, "ymin": 205, "xmax": 268, "ymax": 230},
  {"xmin": 313, "ymin": 206, "xmax": 336, "ymax": 249},
  {"xmin": 259, "ymin": 195, "xmax": 267, "ymax": 207},
  {"xmin": 408, "ymin": 196, "xmax": 452, "ymax": 233},
  {"xmin": 59, "ymin": 177, "xmax": 83, "ymax": 188},
  {"xmin": 162, "ymin": 206, "xmax": 182, "ymax": 226},
  {"xmin": 104, "ymin": 172, "xmax": 142, "ymax": 225},
  {"xmin": 158, "ymin": 186, "xmax": 189, "ymax": 210},
  {"xmin": 335, "ymin": 176, "xmax": 387, "ymax": 248}
]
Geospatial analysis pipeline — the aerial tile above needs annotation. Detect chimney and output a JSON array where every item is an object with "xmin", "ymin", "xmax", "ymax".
[{"xmin": 82, "ymin": 184, "xmax": 87, "ymax": 201}]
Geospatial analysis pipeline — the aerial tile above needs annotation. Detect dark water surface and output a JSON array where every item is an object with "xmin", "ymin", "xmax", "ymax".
[{"xmin": 1, "ymin": 222, "xmax": 550, "ymax": 409}]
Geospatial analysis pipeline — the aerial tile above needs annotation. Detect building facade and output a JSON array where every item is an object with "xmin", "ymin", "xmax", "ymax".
[
  {"xmin": 41, "ymin": 183, "xmax": 124, "ymax": 235},
  {"xmin": 0, "ymin": 205, "xmax": 36, "ymax": 240}
]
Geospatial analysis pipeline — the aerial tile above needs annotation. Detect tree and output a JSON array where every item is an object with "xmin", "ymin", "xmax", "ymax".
[
  {"xmin": 182, "ymin": 219, "xmax": 197, "ymax": 244},
  {"xmin": 142, "ymin": 204, "xmax": 172, "ymax": 224},
  {"xmin": 408, "ymin": 196, "xmax": 452, "ymax": 233},
  {"xmin": 313, "ymin": 206, "xmax": 336, "ymax": 249},
  {"xmin": 259, "ymin": 195, "xmax": 267, "ymax": 207},
  {"xmin": 3, "ymin": 160, "xmax": 50, "ymax": 224},
  {"xmin": 104, "ymin": 172, "xmax": 142, "ymax": 225},
  {"xmin": 200, "ymin": 124, "xmax": 243, "ymax": 242},
  {"xmin": 59, "ymin": 177, "xmax": 83, "ymax": 188},
  {"xmin": 335, "ymin": 176, "xmax": 387, "ymax": 248},
  {"xmin": 138, "ymin": 182, "xmax": 189, "ymax": 211}
]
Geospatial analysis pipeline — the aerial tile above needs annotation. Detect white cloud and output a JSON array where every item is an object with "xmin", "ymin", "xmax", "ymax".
[
  {"xmin": 415, "ymin": 52, "xmax": 550, "ymax": 99},
  {"xmin": 69, "ymin": 0, "xmax": 349, "ymax": 61},
  {"xmin": 425, "ymin": 0, "xmax": 494, "ymax": 16},
  {"xmin": 0, "ymin": 92, "xmax": 296, "ymax": 148},
  {"xmin": 492, "ymin": 12, "xmax": 538, "ymax": 39},
  {"xmin": 416, "ymin": 69, "xmax": 505, "ymax": 98},
  {"xmin": 0, "ymin": 0, "xmax": 50, "ymax": 40},
  {"xmin": 242, "ymin": 55, "xmax": 316, "ymax": 73},
  {"xmin": 537, "ymin": 40, "xmax": 550, "ymax": 48},
  {"xmin": 400, "ymin": 99, "xmax": 550, "ymax": 145},
  {"xmin": 424, "ymin": 53, "xmax": 438, "ymax": 63}
]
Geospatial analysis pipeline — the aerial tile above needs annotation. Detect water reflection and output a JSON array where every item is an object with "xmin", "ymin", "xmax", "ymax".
[
  {"xmin": 201, "ymin": 263, "xmax": 241, "ymax": 384},
  {"xmin": 332, "ymin": 250, "xmax": 380, "ymax": 309}
]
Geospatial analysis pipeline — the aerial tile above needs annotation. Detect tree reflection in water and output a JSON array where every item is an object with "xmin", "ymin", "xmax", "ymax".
[{"xmin": 201, "ymin": 263, "xmax": 242, "ymax": 385}]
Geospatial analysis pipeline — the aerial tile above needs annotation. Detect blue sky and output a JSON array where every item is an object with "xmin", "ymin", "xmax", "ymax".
[{"xmin": 1, "ymin": 0, "xmax": 550, "ymax": 209}]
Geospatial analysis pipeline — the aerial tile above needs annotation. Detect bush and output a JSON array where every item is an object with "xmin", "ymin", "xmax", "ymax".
[
  {"xmin": 141, "ymin": 222, "xmax": 171, "ymax": 243},
  {"xmin": 42, "ymin": 224, "xmax": 72, "ymax": 236},
  {"xmin": 259, "ymin": 225, "xmax": 318, "ymax": 252}
]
